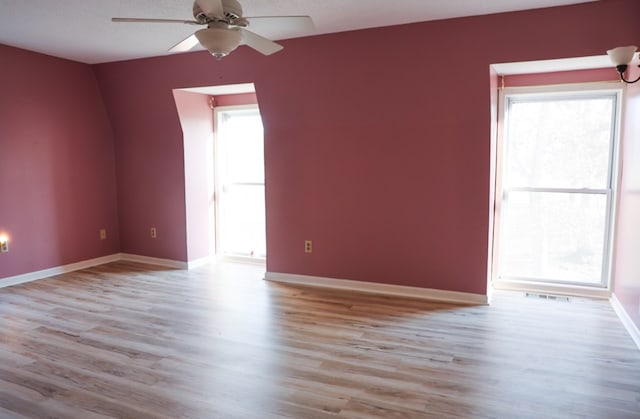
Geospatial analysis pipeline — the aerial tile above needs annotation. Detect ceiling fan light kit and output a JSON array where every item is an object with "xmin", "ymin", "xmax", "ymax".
[
  {"xmin": 196, "ymin": 25, "xmax": 242, "ymax": 59},
  {"xmin": 112, "ymin": 0, "xmax": 313, "ymax": 60}
]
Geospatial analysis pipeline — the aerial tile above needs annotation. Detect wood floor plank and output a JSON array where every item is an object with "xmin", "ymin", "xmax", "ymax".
[{"xmin": 1, "ymin": 261, "xmax": 639, "ymax": 418}]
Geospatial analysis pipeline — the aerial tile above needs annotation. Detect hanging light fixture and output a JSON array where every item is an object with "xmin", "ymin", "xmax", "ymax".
[
  {"xmin": 195, "ymin": 23, "xmax": 242, "ymax": 60},
  {"xmin": 607, "ymin": 45, "xmax": 640, "ymax": 84}
]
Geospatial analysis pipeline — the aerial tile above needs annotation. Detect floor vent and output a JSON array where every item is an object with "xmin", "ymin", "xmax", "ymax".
[{"xmin": 524, "ymin": 292, "xmax": 571, "ymax": 302}]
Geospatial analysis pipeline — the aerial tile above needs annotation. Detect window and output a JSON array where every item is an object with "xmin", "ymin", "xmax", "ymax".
[
  {"xmin": 494, "ymin": 86, "xmax": 621, "ymax": 288},
  {"xmin": 214, "ymin": 105, "xmax": 266, "ymax": 260}
]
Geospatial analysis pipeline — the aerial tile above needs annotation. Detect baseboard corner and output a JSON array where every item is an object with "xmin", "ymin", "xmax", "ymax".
[
  {"xmin": 0, "ymin": 253, "xmax": 122, "ymax": 289},
  {"xmin": 610, "ymin": 293, "xmax": 640, "ymax": 351},
  {"xmin": 120, "ymin": 254, "xmax": 188, "ymax": 269}
]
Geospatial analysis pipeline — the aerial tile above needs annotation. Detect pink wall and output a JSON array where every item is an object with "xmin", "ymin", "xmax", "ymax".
[
  {"xmin": 488, "ymin": 66, "xmax": 499, "ymax": 291},
  {"xmin": 613, "ymin": 80, "xmax": 640, "ymax": 330},
  {"xmin": 92, "ymin": 0, "xmax": 639, "ymax": 295},
  {"xmin": 173, "ymin": 90, "xmax": 214, "ymax": 262},
  {"xmin": 95, "ymin": 63, "xmax": 189, "ymax": 261},
  {"xmin": 213, "ymin": 93, "xmax": 258, "ymax": 107},
  {"xmin": 0, "ymin": 44, "xmax": 119, "ymax": 279}
]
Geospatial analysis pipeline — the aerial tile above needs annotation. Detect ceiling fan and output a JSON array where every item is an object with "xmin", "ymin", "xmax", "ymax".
[{"xmin": 112, "ymin": 0, "xmax": 314, "ymax": 59}]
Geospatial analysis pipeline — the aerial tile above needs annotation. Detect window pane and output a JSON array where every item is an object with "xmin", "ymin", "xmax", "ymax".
[
  {"xmin": 499, "ymin": 191, "xmax": 607, "ymax": 284},
  {"xmin": 221, "ymin": 111, "xmax": 264, "ymax": 184},
  {"xmin": 221, "ymin": 185, "xmax": 266, "ymax": 258},
  {"xmin": 505, "ymin": 97, "xmax": 614, "ymax": 189}
]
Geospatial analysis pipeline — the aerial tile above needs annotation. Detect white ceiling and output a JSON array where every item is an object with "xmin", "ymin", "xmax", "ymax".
[{"xmin": 0, "ymin": 0, "xmax": 598, "ymax": 64}]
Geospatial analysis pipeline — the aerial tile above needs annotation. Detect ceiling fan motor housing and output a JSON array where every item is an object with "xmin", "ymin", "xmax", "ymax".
[
  {"xmin": 222, "ymin": 0, "xmax": 243, "ymax": 20},
  {"xmin": 193, "ymin": 0, "xmax": 243, "ymax": 22}
]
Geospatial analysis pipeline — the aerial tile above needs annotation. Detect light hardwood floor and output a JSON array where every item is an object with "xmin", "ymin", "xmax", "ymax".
[{"xmin": 0, "ymin": 261, "xmax": 639, "ymax": 418}]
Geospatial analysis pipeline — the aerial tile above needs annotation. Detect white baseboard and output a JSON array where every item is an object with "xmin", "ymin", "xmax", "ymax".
[
  {"xmin": 610, "ymin": 293, "xmax": 640, "ymax": 351},
  {"xmin": 0, "ymin": 254, "xmax": 121, "ymax": 289},
  {"xmin": 493, "ymin": 279, "xmax": 611, "ymax": 299},
  {"xmin": 1, "ymin": 256, "xmax": 487, "ymax": 307},
  {"xmin": 0, "ymin": 253, "xmax": 197, "ymax": 289},
  {"xmin": 187, "ymin": 256, "xmax": 212, "ymax": 269},
  {"xmin": 218, "ymin": 255, "xmax": 266, "ymax": 266},
  {"xmin": 264, "ymin": 272, "xmax": 488, "ymax": 305},
  {"xmin": 119, "ymin": 253, "xmax": 188, "ymax": 269}
]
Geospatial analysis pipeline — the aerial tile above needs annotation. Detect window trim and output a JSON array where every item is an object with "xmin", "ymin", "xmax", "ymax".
[
  {"xmin": 492, "ymin": 82, "xmax": 623, "ymax": 295},
  {"xmin": 213, "ymin": 104, "xmax": 266, "ymax": 263}
]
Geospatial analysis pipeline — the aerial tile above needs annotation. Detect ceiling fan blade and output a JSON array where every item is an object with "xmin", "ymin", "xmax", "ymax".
[
  {"xmin": 195, "ymin": 0, "xmax": 224, "ymax": 17},
  {"xmin": 169, "ymin": 34, "xmax": 200, "ymax": 53},
  {"xmin": 240, "ymin": 28, "xmax": 283, "ymax": 56},
  {"xmin": 243, "ymin": 16, "xmax": 314, "ymax": 34},
  {"xmin": 112, "ymin": 17, "xmax": 199, "ymax": 25}
]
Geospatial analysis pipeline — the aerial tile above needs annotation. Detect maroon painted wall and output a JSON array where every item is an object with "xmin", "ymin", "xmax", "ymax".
[
  {"xmin": 614, "ymin": 80, "xmax": 640, "ymax": 330},
  {"xmin": 93, "ymin": 0, "xmax": 639, "ymax": 295},
  {"xmin": 95, "ymin": 63, "xmax": 189, "ymax": 261},
  {"xmin": 0, "ymin": 44, "xmax": 119, "ymax": 278}
]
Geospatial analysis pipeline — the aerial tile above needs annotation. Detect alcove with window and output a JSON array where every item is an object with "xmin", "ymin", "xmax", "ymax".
[{"xmin": 489, "ymin": 60, "xmax": 625, "ymax": 299}]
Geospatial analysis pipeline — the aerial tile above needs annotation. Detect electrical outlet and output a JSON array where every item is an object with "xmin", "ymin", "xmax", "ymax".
[
  {"xmin": 99, "ymin": 229, "xmax": 107, "ymax": 240},
  {"xmin": 151, "ymin": 227, "xmax": 157, "ymax": 239},
  {"xmin": 304, "ymin": 240, "xmax": 312, "ymax": 253},
  {"xmin": 0, "ymin": 237, "xmax": 8, "ymax": 253}
]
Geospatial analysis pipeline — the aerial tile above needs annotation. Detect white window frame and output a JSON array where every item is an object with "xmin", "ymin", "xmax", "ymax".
[
  {"xmin": 492, "ymin": 82, "xmax": 623, "ymax": 297},
  {"xmin": 213, "ymin": 104, "xmax": 266, "ymax": 264}
]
